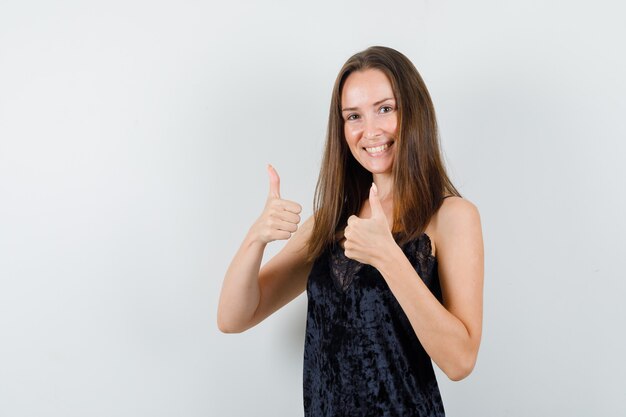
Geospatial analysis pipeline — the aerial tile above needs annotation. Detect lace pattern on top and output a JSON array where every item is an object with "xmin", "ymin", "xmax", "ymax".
[
  {"xmin": 328, "ymin": 233, "xmax": 436, "ymax": 293},
  {"xmin": 329, "ymin": 243, "xmax": 363, "ymax": 292}
]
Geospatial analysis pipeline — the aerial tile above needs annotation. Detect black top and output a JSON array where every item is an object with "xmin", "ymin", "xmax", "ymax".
[{"xmin": 303, "ymin": 233, "xmax": 446, "ymax": 417}]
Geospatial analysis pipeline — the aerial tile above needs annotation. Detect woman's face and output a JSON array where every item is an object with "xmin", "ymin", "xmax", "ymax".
[{"xmin": 341, "ymin": 68, "xmax": 398, "ymax": 176}]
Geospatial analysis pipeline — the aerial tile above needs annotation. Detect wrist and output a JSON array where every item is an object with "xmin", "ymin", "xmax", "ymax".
[
  {"xmin": 373, "ymin": 238, "xmax": 403, "ymax": 273},
  {"xmin": 245, "ymin": 225, "xmax": 268, "ymax": 249}
]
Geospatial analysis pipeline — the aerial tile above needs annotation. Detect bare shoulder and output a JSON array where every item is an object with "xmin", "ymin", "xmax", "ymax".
[
  {"xmin": 285, "ymin": 213, "xmax": 315, "ymax": 256},
  {"xmin": 430, "ymin": 196, "xmax": 482, "ymax": 258},
  {"xmin": 299, "ymin": 213, "xmax": 315, "ymax": 235},
  {"xmin": 437, "ymin": 196, "xmax": 481, "ymax": 227}
]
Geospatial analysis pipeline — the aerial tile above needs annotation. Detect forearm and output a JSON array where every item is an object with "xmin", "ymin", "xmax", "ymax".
[
  {"xmin": 217, "ymin": 229, "xmax": 266, "ymax": 333},
  {"xmin": 376, "ymin": 245, "xmax": 477, "ymax": 381}
]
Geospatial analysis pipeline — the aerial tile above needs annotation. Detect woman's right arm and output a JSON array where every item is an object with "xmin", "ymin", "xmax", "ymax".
[{"xmin": 216, "ymin": 165, "xmax": 314, "ymax": 333}]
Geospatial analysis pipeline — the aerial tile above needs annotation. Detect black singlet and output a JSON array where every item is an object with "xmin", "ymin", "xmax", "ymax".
[{"xmin": 303, "ymin": 231, "xmax": 447, "ymax": 416}]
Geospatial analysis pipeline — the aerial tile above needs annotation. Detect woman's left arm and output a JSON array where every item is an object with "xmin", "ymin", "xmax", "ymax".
[
  {"xmin": 377, "ymin": 198, "xmax": 484, "ymax": 381},
  {"xmin": 344, "ymin": 186, "xmax": 484, "ymax": 381}
]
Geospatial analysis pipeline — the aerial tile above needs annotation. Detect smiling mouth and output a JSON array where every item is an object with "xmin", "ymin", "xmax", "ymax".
[{"xmin": 363, "ymin": 141, "xmax": 394, "ymax": 155}]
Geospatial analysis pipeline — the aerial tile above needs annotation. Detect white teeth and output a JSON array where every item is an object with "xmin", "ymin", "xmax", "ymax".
[{"xmin": 365, "ymin": 143, "xmax": 390, "ymax": 153}]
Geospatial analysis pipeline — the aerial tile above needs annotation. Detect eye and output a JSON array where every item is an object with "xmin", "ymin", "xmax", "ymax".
[
  {"xmin": 346, "ymin": 113, "xmax": 360, "ymax": 121},
  {"xmin": 380, "ymin": 105, "xmax": 393, "ymax": 114}
]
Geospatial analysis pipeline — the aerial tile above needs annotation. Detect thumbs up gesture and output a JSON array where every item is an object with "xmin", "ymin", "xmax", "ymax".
[
  {"xmin": 343, "ymin": 183, "xmax": 396, "ymax": 268},
  {"xmin": 250, "ymin": 164, "xmax": 302, "ymax": 244}
]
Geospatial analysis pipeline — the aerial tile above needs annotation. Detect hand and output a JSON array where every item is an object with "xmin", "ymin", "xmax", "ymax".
[
  {"xmin": 250, "ymin": 164, "xmax": 302, "ymax": 244},
  {"xmin": 343, "ymin": 183, "xmax": 397, "ymax": 268}
]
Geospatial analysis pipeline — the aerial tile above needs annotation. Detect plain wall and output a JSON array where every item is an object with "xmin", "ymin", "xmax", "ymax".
[{"xmin": 1, "ymin": 0, "xmax": 625, "ymax": 416}]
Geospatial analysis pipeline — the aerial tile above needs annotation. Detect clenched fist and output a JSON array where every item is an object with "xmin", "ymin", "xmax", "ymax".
[
  {"xmin": 343, "ymin": 182, "xmax": 397, "ymax": 268},
  {"xmin": 250, "ymin": 164, "xmax": 302, "ymax": 244}
]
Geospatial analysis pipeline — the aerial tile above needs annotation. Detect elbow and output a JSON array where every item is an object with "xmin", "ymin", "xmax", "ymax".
[
  {"xmin": 444, "ymin": 353, "xmax": 477, "ymax": 382},
  {"xmin": 217, "ymin": 321, "xmax": 241, "ymax": 334},
  {"xmin": 217, "ymin": 311, "xmax": 250, "ymax": 334},
  {"xmin": 445, "ymin": 365, "xmax": 472, "ymax": 382},
  {"xmin": 217, "ymin": 314, "xmax": 246, "ymax": 334}
]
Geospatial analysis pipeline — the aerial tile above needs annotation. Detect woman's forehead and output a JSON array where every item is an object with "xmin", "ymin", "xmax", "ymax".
[{"xmin": 341, "ymin": 69, "xmax": 395, "ymax": 108}]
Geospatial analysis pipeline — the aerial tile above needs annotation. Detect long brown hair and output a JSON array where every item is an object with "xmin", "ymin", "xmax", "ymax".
[{"xmin": 306, "ymin": 46, "xmax": 461, "ymax": 263}]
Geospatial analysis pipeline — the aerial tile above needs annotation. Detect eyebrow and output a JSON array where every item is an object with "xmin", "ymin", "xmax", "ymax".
[{"xmin": 341, "ymin": 97, "xmax": 395, "ymax": 112}]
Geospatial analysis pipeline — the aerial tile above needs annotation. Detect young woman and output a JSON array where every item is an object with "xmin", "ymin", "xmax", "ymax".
[{"xmin": 217, "ymin": 46, "xmax": 484, "ymax": 416}]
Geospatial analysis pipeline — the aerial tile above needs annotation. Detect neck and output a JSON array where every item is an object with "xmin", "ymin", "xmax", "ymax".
[{"xmin": 372, "ymin": 172, "xmax": 394, "ymax": 201}]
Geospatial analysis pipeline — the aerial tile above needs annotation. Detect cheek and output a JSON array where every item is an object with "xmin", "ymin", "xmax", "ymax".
[
  {"xmin": 386, "ymin": 117, "xmax": 399, "ymax": 135},
  {"xmin": 344, "ymin": 125, "xmax": 361, "ymax": 145}
]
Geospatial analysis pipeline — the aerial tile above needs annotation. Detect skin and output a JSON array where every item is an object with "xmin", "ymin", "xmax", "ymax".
[
  {"xmin": 341, "ymin": 68, "xmax": 398, "ymax": 203},
  {"xmin": 217, "ymin": 68, "xmax": 484, "ymax": 382}
]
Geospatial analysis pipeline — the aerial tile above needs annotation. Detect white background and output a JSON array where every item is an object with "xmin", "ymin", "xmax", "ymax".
[{"xmin": 1, "ymin": 1, "xmax": 625, "ymax": 416}]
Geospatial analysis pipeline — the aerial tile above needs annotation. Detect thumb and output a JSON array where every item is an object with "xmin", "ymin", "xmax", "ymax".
[
  {"xmin": 267, "ymin": 164, "xmax": 281, "ymax": 199},
  {"xmin": 369, "ymin": 182, "xmax": 385, "ymax": 219}
]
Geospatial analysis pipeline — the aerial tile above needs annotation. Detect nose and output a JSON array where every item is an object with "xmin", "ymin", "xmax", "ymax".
[{"xmin": 363, "ymin": 117, "xmax": 382, "ymax": 140}]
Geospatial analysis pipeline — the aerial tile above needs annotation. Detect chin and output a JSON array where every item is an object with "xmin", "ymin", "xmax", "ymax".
[
  {"xmin": 364, "ymin": 166, "xmax": 393, "ymax": 175},
  {"xmin": 364, "ymin": 159, "xmax": 394, "ymax": 173}
]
